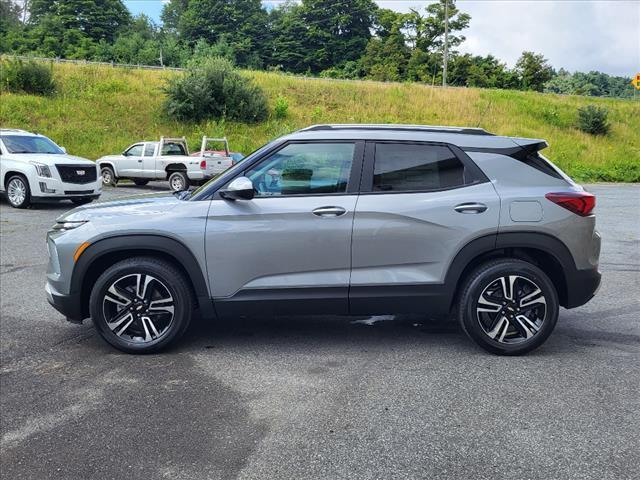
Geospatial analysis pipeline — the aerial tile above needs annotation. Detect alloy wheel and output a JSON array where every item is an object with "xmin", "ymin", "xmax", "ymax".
[
  {"xmin": 170, "ymin": 175, "xmax": 185, "ymax": 191},
  {"xmin": 102, "ymin": 273, "xmax": 175, "ymax": 343},
  {"xmin": 7, "ymin": 178, "xmax": 27, "ymax": 206},
  {"xmin": 476, "ymin": 275, "xmax": 547, "ymax": 344},
  {"xmin": 101, "ymin": 168, "xmax": 113, "ymax": 185}
]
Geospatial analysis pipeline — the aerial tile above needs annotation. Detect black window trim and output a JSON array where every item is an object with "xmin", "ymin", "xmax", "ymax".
[
  {"xmin": 209, "ymin": 139, "xmax": 366, "ymax": 200},
  {"xmin": 359, "ymin": 140, "xmax": 489, "ymax": 195}
]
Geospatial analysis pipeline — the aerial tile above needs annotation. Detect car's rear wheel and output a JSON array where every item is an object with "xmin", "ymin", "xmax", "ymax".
[
  {"xmin": 168, "ymin": 171, "xmax": 189, "ymax": 192},
  {"xmin": 6, "ymin": 174, "xmax": 31, "ymax": 209},
  {"xmin": 133, "ymin": 179, "xmax": 149, "ymax": 186},
  {"xmin": 457, "ymin": 259, "xmax": 559, "ymax": 355},
  {"xmin": 101, "ymin": 166, "xmax": 116, "ymax": 186},
  {"xmin": 89, "ymin": 257, "xmax": 193, "ymax": 354}
]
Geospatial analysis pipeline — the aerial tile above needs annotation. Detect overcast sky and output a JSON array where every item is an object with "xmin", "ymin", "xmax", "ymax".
[{"xmin": 124, "ymin": 0, "xmax": 640, "ymax": 76}]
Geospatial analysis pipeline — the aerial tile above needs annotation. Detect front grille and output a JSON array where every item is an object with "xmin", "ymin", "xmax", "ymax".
[
  {"xmin": 64, "ymin": 190, "xmax": 93, "ymax": 195},
  {"xmin": 56, "ymin": 165, "xmax": 97, "ymax": 184}
]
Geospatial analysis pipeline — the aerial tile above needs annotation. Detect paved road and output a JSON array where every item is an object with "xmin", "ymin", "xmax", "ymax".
[{"xmin": 1, "ymin": 183, "xmax": 639, "ymax": 480}]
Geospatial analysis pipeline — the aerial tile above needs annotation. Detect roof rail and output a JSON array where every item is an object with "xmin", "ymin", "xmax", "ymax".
[{"xmin": 300, "ymin": 124, "xmax": 494, "ymax": 136}]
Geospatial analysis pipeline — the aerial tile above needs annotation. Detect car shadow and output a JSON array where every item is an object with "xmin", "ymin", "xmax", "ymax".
[
  {"xmin": 0, "ymin": 196, "xmax": 74, "ymax": 211},
  {"xmin": 107, "ymin": 182, "xmax": 171, "ymax": 193}
]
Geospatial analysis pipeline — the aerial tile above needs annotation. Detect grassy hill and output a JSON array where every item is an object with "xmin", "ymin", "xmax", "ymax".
[{"xmin": 1, "ymin": 62, "xmax": 638, "ymax": 182}]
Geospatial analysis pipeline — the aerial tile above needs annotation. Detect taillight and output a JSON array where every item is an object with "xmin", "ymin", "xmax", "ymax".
[
  {"xmin": 545, "ymin": 192, "xmax": 595, "ymax": 216},
  {"xmin": 200, "ymin": 160, "xmax": 207, "ymax": 170}
]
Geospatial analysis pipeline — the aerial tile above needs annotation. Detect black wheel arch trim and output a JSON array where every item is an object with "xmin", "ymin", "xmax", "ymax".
[{"xmin": 71, "ymin": 234, "xmax": 214, "ymax": 319}]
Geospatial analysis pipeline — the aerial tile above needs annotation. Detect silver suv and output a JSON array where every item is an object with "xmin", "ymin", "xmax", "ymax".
[{"xmin": 45, "ymin": 125, "xmax": 601, "ymax": 355}]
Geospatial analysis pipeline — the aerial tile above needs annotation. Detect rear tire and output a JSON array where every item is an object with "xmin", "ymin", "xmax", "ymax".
[
  {"xmin": 457, "ymin": 259, "xmax": 559, "ymax": 356},
  {"xmin": 133, "ymin": 179, "xmax": 149, "ymax": 186},
  {"xmin": 168, "ymin": 171, "xmax": 189, "ymax": 192},
  {"xmin": 89, "ymin": 257, "xmax": 193, "ymax": 354},
  {"xmin": 6, "ymin": 174, "xmax": 31, "ymax": 209}
]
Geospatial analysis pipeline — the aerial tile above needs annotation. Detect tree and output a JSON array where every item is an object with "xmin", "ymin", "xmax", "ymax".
[
  {"xmin": 515, "ymin": 51, "xmax": 554, "ymax": 92},
  {"xmin": 163, "ymin": 0, "xmax": 269, "ymax": 67},
  {"xmin": 28, "ymin": 0, "xmax": 130, "ymax": 43},
  {"xmin": 406, "ymin": 1, "xmax": 470, "ymax": 53}
]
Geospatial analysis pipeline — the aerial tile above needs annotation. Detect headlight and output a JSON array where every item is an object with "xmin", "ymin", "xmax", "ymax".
[
  {"xmin": 52, "ymin": 220, "xmax": 88, "ymax": 231},
  {"xmin": 30, "ymin": 161, "xmax": 52, "ymax": 178}
]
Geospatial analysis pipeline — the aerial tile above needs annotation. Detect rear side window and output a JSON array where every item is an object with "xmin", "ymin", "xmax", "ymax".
[
  {"xmin": 373, "ymin": 143, "xmax": 466, "ymax": 192},
  {"xmin": 520, "ymin": 153, "xmax": 564, "ymax": 179},
  {"xmin": 144, "ymin": 144, "xmax": 155, "ymax": 156},
  {"xmin": 162, "ymin": 143, "xmax": 186, "ymax": 156}
]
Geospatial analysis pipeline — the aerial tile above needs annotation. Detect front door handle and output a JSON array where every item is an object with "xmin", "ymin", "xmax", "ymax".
[
  {"xmin": 454, "ymin": 202, "xmax": 488, "ymax": 214},
  {"xmin": 138, "ymin": 159, "xmax": 143, "ymax": 163},
  {"xmin": 312, "ymin": 206, "xmax": 347, "ymax": 217}
]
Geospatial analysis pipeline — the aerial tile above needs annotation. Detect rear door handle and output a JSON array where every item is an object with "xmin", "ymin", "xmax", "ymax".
[
  {"xmin": 454, "ymin": 202, "xmax": 488, "ymax": 214},
  {"xmin": 312, "ymin": 206, "xmax": 347, "ymax": 217}
]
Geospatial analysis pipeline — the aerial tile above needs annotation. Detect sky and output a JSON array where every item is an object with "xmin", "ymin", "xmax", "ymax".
[{"xmin": 123, "ymin": 0, "xmax": 640, "ymax": 77}]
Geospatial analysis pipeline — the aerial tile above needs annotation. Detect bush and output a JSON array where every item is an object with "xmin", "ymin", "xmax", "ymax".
[
  {"xmin": 274, "ymin": 96, "xmax": 289, "ymax": 119},
  {"xmin": 0, "ymin": 58, "xmax": 55, "ymax": 95},
  {"xmin": 577, "ymin": 105, "xmax": 610, "ymax": 135},
  {"xmin": 163, "ymin": 57, "xmax": 268, "ymax": 123}
]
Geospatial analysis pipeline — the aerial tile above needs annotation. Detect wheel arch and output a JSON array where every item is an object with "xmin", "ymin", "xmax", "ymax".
[
  {"xmin": 98, "ymin": 162, "xmax": 118, "ymax": 177},
  {"xmin": 4, "ymin": 170, "xmax": 30, "ymax": 189},
  {"xmin": 445, "ymin": 232, "xmax": 576, "ymax": 309},
  {"xmin": 72, "ymin": 235, "xmax": 214, "ymax": 320}
]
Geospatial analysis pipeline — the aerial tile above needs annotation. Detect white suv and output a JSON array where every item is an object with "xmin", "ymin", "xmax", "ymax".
[{"xmin": 0, "ymin": 129, "xmax": 101, "ymax": 208}]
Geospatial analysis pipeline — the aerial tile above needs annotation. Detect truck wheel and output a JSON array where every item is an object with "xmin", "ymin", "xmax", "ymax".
[
  {"xmin": 101, "ymin": 166, "xmax": 116, "ymax": 186},
  {"xmin": 457, "ymin": 259, "xmax": 559, "ymax": 356},
  {"xmin": 6, "ymin": 174, "xmax": 31, "ymax": 209},
  {"xmin": 89, "ymin": 257, "xmax": 193, "ymax": 354},
  {"xmin": 168, "ymin": 171, "xmax": 189, "ymax": 192},
  {"xmin": 133, "ymin": 179, "xmax": 150, "ymax": 186}
]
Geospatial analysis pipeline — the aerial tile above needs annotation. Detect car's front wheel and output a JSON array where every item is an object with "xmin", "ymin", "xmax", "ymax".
[
  {"xmin": 6, "ymin": 174, "xmax": 31, "ymax": 208},
  {"xmin": 101, "ymin": 166, "xmax": 116, "ymax": 186},
  {"xmin": 457, "ymin": 259, "xmax": 559, "ymax": 355},
  {"xmin": 89, "ymin": 257, "xmax": 193, "ymax": 354}
]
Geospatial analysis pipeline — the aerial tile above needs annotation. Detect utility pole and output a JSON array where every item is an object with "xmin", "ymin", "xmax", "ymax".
[{"xmin": 442, "ymin": 0, "xmax": 449, "ymax": 87}]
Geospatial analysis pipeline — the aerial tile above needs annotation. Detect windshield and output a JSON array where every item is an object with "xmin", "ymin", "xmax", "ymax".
[{"xmin": 1, "ymin": 135, "xmax": 64, "ymax": 154}]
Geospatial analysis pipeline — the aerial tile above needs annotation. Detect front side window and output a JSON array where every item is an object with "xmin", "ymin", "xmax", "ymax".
[
  {"xmin": 1, "ymin": 135, "xmax": 64, "ymax": 155},
  {"xmin": 125, "ymin": 144, "xmax": 143, "ymax": 157},
  {"xmin": 144, "ymin": 143, "xmax": 156, "ymax": 156},
  {"xmin": 245, "ymin": 143, "xmax": 355, "ymax": 196},
  {"xmin": 373, "ymin": 143, "xmax": 466, "ymax": 192}
]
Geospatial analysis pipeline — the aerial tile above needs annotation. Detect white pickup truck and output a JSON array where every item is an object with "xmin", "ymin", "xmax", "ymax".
[{"xmin": 97, "ymin": 137, "xmax": 234, "ymax": 191}]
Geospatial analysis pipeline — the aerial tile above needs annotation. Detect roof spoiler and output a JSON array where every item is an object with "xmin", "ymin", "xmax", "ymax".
[{"xmin": 511, "ymin": 137, "xmax": 548, "ymax": 152}]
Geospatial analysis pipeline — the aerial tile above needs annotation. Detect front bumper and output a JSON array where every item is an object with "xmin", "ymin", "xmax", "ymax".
[
  {"xmin": 45, "ymin": 281, "xmax": 84, "ymax": 323},
  {"xmin": 32, "ymin": 175, "xmax": 102, "ymax": 200},
  {"xmin": 564, "ymin": 267, "xmax": 601, "ymax": 309}
]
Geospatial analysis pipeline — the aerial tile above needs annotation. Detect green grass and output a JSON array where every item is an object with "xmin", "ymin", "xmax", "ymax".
[{"xmin": 1, "ymin": 63, "xmax": 638, "ymax": 182}]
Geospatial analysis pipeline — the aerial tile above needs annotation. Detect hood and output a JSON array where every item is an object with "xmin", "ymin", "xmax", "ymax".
[
  {"xmin": 10, "ymin": 153, "xmax": 96, "ymax": 165},
  {"xmin": 58, "ymin": 192, "xmax": 182, "ymax": 222}
]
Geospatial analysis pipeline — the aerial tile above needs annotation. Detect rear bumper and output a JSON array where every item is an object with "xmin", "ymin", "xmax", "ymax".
[
  {"xmin": 564, "ymin": 267, "xmax": 601, "ymax": 309},
  {"xmin": 45, "ymin": 281, "xmax": 84, "ymax": 323}
]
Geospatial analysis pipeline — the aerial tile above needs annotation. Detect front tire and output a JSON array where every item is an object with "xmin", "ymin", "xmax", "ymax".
[
  {"xmin": 168, "ymin": 171, "xmax": 189, "ymax": 192},
  {"xmin": 89, "ymin": 257, "xmax": 193, "ymax": 354},
  {"xmin": 6, "ymin": 174, "xmax": 31, "ymax": 208},
  {"xmin": 457, "ymin": 259, "xmax": 559, "ymax": 356},
  {"xmin": 101, "ymin": 166, "xmax": 116, "ymax": 186}
]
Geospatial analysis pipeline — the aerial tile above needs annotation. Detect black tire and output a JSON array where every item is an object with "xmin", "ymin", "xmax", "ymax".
[
  {"xmin": 457, "ymin": 259, "xmax": 559, "ymax": 356},
  {"xmin": 89, "ymin": 257, "xmax": 194, "ymax": 354},
  {"xmin": 168, "ymin": 171, "xmax": 189, "ymax": 192},
  {"xmin": 6, "ymin": 174, "xmax": 31, "ymax": 209},
  {"xmin": 101, "ymin": 166, "xmax": 117, "ymax": 186},
  {"xmin": 133, "ymin": 179, "xmax": 150, "ymax": 186},
  {"xmin": 71, "ymin": 197, "xmax": 94, "ymax": 206}
]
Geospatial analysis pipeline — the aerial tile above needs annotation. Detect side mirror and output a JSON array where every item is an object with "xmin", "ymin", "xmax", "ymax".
[
  {"xmin": 60, "ymin": 146, "xmax": 67, "ymax": 154},
  {"xmin": 220, "ymin": 176, "xmax": 254, "ymax": 201}
]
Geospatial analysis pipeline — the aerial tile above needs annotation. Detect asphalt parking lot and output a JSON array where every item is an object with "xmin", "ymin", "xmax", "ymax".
[{"xmin": 1, "ymin": 182, "xmax": 638, "ymax": 480}]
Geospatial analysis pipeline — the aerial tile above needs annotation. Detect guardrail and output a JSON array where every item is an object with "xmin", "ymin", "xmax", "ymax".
[{"xmin": 4, "ymin": 54, "xmax": 186, "ymax": 71}]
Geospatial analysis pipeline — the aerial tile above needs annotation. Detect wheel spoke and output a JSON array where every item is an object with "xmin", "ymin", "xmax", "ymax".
[
  {"xmin": 140, "ymin": 316, "xmax": 160, "ymax": 341},
  {"xmin": 487, "ymin": 316, "xmax": 509, "ymax": 341},
  {"xmin": 519, "ymin": 288, "xmax": 546, "ymax": 308},
  {"xmin": 135, "ymin": 274, "xmax": 155, "ymax": 300},
  {"xmin": 477, "ymin": 293, "xmax": 502, "ymax": 313},
  {"xmin": 514, "ymin": 314, "xmax": 540, "ymax": 339},
  {"xmin": 107, "ymin": 311, "xmax": 135, "ymax": 336},
  {"xmin": 149, "ymin": 297, "xmax": 174, "ymax": 315},
  {"xmin": 105, "ymin": 285, "xmax": 133, "ymax": 307},
  {"xmin": 499, "ymin": 276, "xmax": 517, "ymax": 301}
]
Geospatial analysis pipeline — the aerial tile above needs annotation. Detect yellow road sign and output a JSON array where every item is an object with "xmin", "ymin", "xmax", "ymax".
[{"xmin": 632, "ymin": 73, "xmax": 640, "ymax": 90}]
